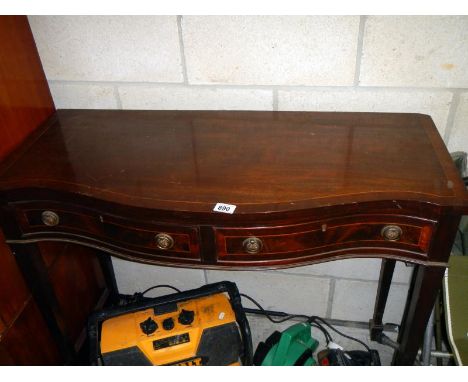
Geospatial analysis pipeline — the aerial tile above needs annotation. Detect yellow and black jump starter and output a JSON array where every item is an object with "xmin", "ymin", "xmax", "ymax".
[{"xmin": 88, "ymin": 282, "xmax": 253, "ymax": 366}]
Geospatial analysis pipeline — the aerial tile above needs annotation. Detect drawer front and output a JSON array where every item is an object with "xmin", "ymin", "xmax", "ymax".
[
  {"xmin": 214, "ymin": 215, "xmax": 435, "ymax": 264},
  {"xmin": 14, "ymin": 204, "xmax": 200, "ymax": 262}
]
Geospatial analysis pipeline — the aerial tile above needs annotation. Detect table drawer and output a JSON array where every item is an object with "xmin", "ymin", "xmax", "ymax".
[
  {"xmin": 214, "ymin": 215, "xmax": 435, "ymax": 264},
  {"xmin": 14, "ymin": 204, "xmax": 200, "ymax": 262}
]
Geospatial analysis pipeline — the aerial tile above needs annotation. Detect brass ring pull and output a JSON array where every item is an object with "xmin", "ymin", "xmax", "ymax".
[
  {"xmin": 41, "ymin": 210, "xmax": 60, "ymax": 226},
  {"xmin": 242, "ymin": 237, "xmax": 263, "ymax": 254},
  {"xmin": 155, "ymin": 233, "xmax": 174, "ymax": 250},
  {"xmin": 381, "ymin": 225, "xmax": 402, "ymax": 241}
]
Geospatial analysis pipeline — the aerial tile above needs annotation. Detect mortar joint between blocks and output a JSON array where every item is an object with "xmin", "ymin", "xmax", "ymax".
[
  {"xmin": 272, "ymin": 89, "xmax": 279, "ymax": 111},
  {"xmin": 325, "ymin": 278, "xmax": 336, "ymax": 318},
  {"xmin": 177, "ymin": 15, "xmax": 189, "ymax": 85},
  {"xmin": 113, "ymin": 85, "xmax": 123, "ymax": 110},
  {"xmin": 47, "ymin": 79, "xmax": 468, "ymax": 94},
  {"xmin": 443, "ymin": 90, "xmax": 462, "ymax": 143},
  {"xmin": 353, "ymin": 15, "xmax": 367, "ymax": 87}
]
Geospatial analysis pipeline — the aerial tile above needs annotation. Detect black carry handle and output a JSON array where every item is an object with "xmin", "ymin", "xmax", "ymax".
[{"xmin": 88, "ymin": 281, "xmax": 253, "ymax": 366}]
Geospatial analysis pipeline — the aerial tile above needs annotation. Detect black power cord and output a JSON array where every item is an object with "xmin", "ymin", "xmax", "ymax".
[
  {"xmin": 240, "ymin": 293, "xmax": 310, "ymax": 323},
  {"xmin": 240, "ymin": 293, "xmax": 333, "ymax": 343},
  {"xmin": 122, "ymin": 284, "xmax": 182, "ymax": 304},
  {"xmin": 141, "ymin": 284, "xmax": 181, "ymax": 295},
  {"xmin": 309, "ymin": 315, "xmax": 371, "ymax": 353}
]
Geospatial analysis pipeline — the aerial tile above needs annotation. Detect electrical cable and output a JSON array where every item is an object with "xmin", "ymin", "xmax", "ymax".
[
  {"xmin": 240, "ymin": 293, "xmax": 310, "ymax": 323},
  {"xmin": 309, "ymin": 316, "xmax": 372, "ymax": 353},
  {"xmin": 240, "ymin": 293, "xmax": 333, "ymax": 343},
  {"xmin": 140, "ymin": 284, "xmax": 182, "ymax": 295},
  {"xmin": 124, "ymin": 284, "xmax": 183, "ymax": 304},
  {"xmin": 309, "ymin": 323, "xmax": 333, "ymax": 344}
]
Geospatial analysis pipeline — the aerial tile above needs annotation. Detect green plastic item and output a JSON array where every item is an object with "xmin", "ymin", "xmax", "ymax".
[
  {"xmin": 443, "ymin": 255, "xmax": 468, "ymax": 365},
  {"xmin": 259, "ymin": 322, "xmax": 319, "ymax": 366}
]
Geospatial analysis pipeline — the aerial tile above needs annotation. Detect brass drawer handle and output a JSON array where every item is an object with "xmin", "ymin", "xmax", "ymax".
[
  {"xmin": 41, "ymin": 210, "xmax": 60, "ymax": 226},
  {"xmin": 243, "ymin": 237, "xmax": 263, "ymax": 254},
  {"xmin": 381, "ymin": 225, "xmax": 402, "ymax": 241},
  {"xmin": 155, "ymin": 233, "xmax": 174, "ymax": 250}
]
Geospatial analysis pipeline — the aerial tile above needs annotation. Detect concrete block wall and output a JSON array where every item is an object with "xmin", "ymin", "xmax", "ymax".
[{"xmin": 28, "ymin": 15, "xmax": 468, "ymax": 323}]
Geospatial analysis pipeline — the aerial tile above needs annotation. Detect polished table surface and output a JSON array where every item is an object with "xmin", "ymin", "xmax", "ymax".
[
  {"xmin": 0, "ymin": 110, "xmax": 466, "ymax": 365},
  {"xmin": 0, "ymin": 110, "xmax": 466, "ymax": 214}
]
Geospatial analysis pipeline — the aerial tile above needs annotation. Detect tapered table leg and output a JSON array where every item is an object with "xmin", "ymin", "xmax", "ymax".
[
  {"xmin": 369, "ymin": 259, "xmax": 396, "ymax": 341},
  {"xmin": 392, "ymin": 264, "xmax": 446, "ymax": 365},
  {"xmin": 97, "ymin": 253, "xmax": 120, "ymax": 305},
  {"xmin": 11, "ymin": 243, "xmax": 77, "ymax": 364}
]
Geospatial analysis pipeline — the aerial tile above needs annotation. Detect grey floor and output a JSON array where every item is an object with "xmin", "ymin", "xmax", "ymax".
[{"xmin": 247, "ymin": 314, "xmax": 398, "ymax": 366}]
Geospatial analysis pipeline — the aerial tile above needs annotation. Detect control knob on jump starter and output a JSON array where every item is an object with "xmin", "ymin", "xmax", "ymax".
[
  {"xmin": 178, "ymin": 309, "xmax": 195, "ymax": 325},
  {"xmin": 162, "ymin": 317, "xmax": 175, "ymax": 330},
  {"xmin": 140, "ymin": 317, "xmax": 158, "ymax": 335}
]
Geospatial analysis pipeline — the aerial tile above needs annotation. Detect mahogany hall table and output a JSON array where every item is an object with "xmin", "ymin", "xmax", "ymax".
[{"xmin": 1, "ymin": 110, "xmax": 467, "ymax": 365}]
